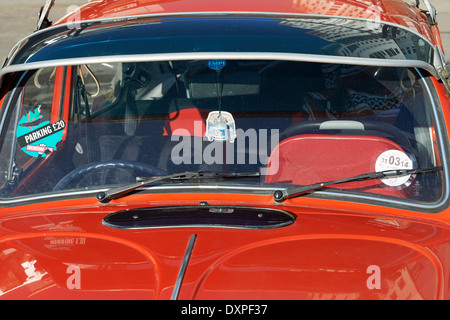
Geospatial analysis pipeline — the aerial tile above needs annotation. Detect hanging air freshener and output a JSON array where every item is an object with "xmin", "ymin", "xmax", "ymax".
[
  {"xmin": 204, "ymin": 59, "xmax": 236, "ymax": 143},
  {"xmin": 205, "ymin": 111, "xmax": 237, "ymax": 143}
]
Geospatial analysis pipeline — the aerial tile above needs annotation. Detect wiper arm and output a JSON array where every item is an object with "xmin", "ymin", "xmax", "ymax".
[
  {"xmin": 96, "ymin": 171, "xmax": 260, "ymax": 203},
  {"xmin": 273, "ymin": 166, "xmax": 443, "ymax": 203}
]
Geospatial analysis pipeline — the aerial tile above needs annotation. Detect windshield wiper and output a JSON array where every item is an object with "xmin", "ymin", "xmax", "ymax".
[
  {"xmin": 96, "ymin": 171, "xmax": 260, "ymax": 203},
  {"xmin": 273, "ymin": 166, "xmax": 443, "ymax": 202}
]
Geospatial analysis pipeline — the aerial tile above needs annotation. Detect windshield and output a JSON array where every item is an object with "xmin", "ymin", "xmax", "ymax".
[{"xmin": 0, "ymin": 60, "xmax": 445, "ymax": 205}]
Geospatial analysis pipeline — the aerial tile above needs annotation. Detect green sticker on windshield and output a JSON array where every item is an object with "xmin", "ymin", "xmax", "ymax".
[{"xmin": 16, "ymin": 105, "xmax": 65, "ymax": 157}]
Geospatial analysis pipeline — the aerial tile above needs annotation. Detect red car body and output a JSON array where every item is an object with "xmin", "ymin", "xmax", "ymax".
[{"xmin": 1, "ymin": 0, "xmax": 450, "ymax": 300}]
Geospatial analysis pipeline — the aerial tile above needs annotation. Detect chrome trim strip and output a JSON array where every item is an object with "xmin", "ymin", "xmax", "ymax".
[
  {"xmin": 171, "ymin": 234, "xmax": 197, "ymax": 300},
  {"xmin": 0, "ymin": 178, "xmax": 443, "ymax": 211},
  {"xmin": 1, "ymin": 12, "xmax": 437, "ymax": 75},
  {"xmin": 5, "ymin": 11, "xmax": 436, "ymax": 61},
  {"xmin": 0, "ymin": 52, "xmax": 439, "ymax": 79},
  {"xmin": 0, "ymin": 189, "xmax": 108, "ymax": 205},
  {"xmin": 0, "ymin": 185, "xmax": 279, "ymax": 205}
]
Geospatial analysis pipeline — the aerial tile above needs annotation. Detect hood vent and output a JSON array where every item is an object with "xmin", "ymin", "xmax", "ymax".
[{"xmin": 103, "ymin": 206, "xmax": 296, "ymax": 230}]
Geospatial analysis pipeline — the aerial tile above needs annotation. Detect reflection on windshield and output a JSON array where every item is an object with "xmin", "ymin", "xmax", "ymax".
[
  {"xmin": 0, "ymin": 60, "xmax": 443, "ymax": 204},
  {"xmin": 281, "ymin": 18, "xmax": 431, "ymax": 62},
  {"xmin": 9, "ymin": 16, "xmax": 434, "ymax": 67}
]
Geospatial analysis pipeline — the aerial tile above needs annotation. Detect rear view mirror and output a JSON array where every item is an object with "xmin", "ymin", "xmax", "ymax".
[{"xmin": 188, "ymin": 71, "xmax": 260, "ymax": 99}]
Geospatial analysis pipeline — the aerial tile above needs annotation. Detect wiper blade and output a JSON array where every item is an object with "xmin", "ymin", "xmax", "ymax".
[
  {"xmin": 273, "ymin": 166, "xmax": 443, "ymax": 202},
  {"xmin": 96, "ymin": 171, "xmax": 260, "ymax": 203}
]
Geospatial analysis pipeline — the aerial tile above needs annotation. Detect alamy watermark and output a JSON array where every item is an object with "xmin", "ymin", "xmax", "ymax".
[
  {"xmin": 366, "ymin": 265, "xmax": 381, "ymax": 290},
  {"xmin": 366, "ymin": 5, "xmax": 383, "ymax": 31},
  {"xmin": 66, "ymin": 5, "xmax": 82, "ymax": 30},
  {"xmin": 170, "ymin": 122, "xmax": 280, "ymax": 175},
  {"xmin": 66, "ymin": 265, "xmax": 81, "ymax": 290}
]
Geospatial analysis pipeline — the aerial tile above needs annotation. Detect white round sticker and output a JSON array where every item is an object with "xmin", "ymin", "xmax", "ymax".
[{"xmin": 375, "ymin": 150, "xmax": 413, "ymax": 187}]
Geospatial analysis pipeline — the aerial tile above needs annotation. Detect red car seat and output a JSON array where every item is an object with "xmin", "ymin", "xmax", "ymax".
[{"xmin": 265, "ymin": 133, "xmax": 414, "ymax": 197}]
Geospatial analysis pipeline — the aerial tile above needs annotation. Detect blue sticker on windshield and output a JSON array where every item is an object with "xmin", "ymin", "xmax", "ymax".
[
  {"xmin": 16, "ymin": 105, "xmax": 65, "ymax": 157},
  {"xmin": 208, "ymin": 60, "xmax": 226, "ymax": 71}
]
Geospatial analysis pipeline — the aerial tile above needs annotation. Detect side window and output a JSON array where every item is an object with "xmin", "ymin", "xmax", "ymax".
[{"xmin": 0, "ymin": 68, "xmax": 57, "ymax": 188}]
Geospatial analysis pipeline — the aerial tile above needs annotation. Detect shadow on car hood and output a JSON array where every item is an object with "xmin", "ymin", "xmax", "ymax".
[{"xmin": 0, "ymin": 205, "xmax": 448, "ymax": 299}]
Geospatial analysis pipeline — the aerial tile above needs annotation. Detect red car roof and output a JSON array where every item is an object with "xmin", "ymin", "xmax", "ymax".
[{"xmin": 55, "ymin": 0, "xmax": 436, "ymax": 41}]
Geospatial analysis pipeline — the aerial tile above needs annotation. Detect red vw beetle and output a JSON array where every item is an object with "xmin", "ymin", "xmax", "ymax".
[{"xmin": 1, "ymin": 0, "xmax": 450, "ymax": 301}]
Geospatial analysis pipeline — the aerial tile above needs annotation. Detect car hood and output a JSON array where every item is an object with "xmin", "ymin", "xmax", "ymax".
[{"xmin": 0, "ymin": 203, "xmax": 449, "ymax": 300}]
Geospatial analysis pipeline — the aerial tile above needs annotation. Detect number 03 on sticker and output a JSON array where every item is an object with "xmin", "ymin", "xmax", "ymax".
[{"xmin": 375, "ymin": 150, "xmax": 414, "ymax": 187}]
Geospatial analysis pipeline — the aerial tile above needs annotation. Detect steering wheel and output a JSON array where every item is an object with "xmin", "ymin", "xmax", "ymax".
[
  {"xmin": 280, "ymin": 120, "xmax": 413, "ymax": 151},
  {"xmin": 53, "ymin": 160, "xmax": 167, "ymax": 191}
]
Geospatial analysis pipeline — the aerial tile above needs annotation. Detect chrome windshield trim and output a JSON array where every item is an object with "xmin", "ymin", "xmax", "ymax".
[
  {"xmin": 405, "ymin": 68, "xmax": 450, "ymax": 210},
  {"xmin": 5, "ymin": 11, "xmax": 436, "ymax": 62},
  {"xmin": 0, "ymin": 189, "xmax": 106, "ymax": 205},
  {"xmin": 0, "ymin": 52, "xmax": 439, "ymax": 80},
  {"xmin": 0, "ymin": 179, "xmax": 446, "ymax": 212},
  {"xmin": 0, "ymin": 185, "xmax": 280, "ymax": 205},
  {"xmin": 1, "ymin": 12, "xmax": 437, "ymax": 74}
]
